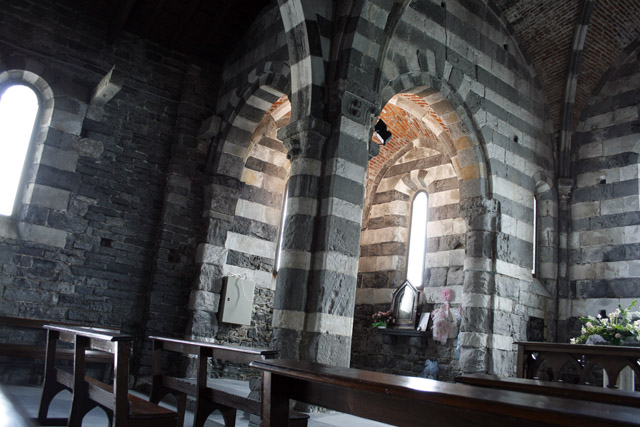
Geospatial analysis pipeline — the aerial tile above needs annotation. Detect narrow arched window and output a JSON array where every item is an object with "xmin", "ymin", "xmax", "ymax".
[
  {"xmin": 532, "ymin": 195, "xmax": 538, "ymax": 276},
  {"xmin": 0, "ymin": 84, "xmax": 39, "ymax": 216},
  {"xmin": 274, "ymin": 182, "xmax": 289, "ymax": 272},
  {"xmin": 407, "ymin": 191, "xmax": 428, "ymax": 287}
]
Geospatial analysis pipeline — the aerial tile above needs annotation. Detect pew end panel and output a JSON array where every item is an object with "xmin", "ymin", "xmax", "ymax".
[
  {"xmin": 150, "ymin": 335, "xmax": 308, "ymax": 427},
  {"xmin": 38, "ymin": 325, "xmax": 177, "ymax": 427},
  {"xmin": 0, "ymin": 316, "xmax": 115, "ymax": 385}
]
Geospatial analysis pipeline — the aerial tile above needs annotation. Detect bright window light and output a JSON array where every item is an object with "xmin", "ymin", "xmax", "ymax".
[
  {"xmin": 532, "ymin": 195, "xmax": 538, "ymax": 275},
  {"xmin": 407, "ymin": 191, "xmax": 428, "ymax": 287},
  {"xmin": 275, "ymin": 184, "xmax": 290, "ymax": 272},
  {"xmin": 0, "ymin": 85, "xmax": 39, "ymax": 216}
]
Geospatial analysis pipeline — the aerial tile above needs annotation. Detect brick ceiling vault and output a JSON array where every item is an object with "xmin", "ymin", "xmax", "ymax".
[
  {"xmin": 493, "ymin": 0, "xmax": 640, "ymax": 145},
  {"xmin": 368, "ymin": 95, "xmax": 450, "ymax": 187}
]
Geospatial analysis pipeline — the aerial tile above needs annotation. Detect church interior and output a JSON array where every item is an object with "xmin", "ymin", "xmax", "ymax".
[{"xmin": 1, "ymin": 0, "xmax": 640, "ymax": 424}]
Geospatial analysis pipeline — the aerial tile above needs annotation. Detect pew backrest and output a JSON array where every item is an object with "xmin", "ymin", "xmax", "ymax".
[
  {"xmin": 455, "ymin": 373, "xmax": 640, "ymax": 407},
  {"xmin": 251, "ymin": 358, "xmax": 640, "ymax": 427}
]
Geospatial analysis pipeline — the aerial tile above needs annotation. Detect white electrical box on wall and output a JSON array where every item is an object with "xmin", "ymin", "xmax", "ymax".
[{"xmin": 220, "ymin": 276, "xmax": 256, "ymax": 325}]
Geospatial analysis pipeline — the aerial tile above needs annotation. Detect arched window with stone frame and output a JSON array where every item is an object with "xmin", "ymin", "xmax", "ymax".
[
  {"xmin": 0, "ymin": 81, "xmax": 40, "ymax": 216},
  {"xmin": 0, "ymin": 69, "xmax": 56, "ymax": 245},
  {"xmin": 274, "ymin": 180, "xmax": 289, "ymax": 274},
  {"xmin": 406, "ymin": 190, "xmax": 428, "ymax": 288},
  {"xmin": 532, "ymin": 194, "xmax": 538, "ymax": 276}
]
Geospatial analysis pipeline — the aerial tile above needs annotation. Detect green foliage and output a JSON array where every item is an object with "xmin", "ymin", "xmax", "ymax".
[{"xmin": 371, "ymin": 310, "xmax": 393, "ymax": 328}]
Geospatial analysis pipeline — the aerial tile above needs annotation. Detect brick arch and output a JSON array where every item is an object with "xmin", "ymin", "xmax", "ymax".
[
  {"xmin": 381, "ymin": 74, "xmax": 491, "ymax": 199},
  {"xmin": 210, "ymin": 62, "xmax": 290, "ymax": 179}
]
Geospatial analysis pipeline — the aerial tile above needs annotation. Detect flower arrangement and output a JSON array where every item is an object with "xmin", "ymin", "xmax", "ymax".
[
  {"xmin": 571, "ymin": 300, "xmax": 640, "ymax": 346},
  {"xmin": 371, "ymin": 310, "xmax": 394, "ymax": 328}
]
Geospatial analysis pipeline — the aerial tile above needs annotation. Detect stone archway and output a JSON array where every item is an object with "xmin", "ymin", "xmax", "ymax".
[
  {"xmin": 188, "ymin": 66, "xmax": 291, "ymax": 340},
  {"xmin": 354, "ymin": 75, "xmax": 499, "ymax": 376}
]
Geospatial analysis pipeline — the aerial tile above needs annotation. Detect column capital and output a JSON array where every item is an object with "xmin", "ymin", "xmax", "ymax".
[
  {"xmin": 277, "ymin": 115, "xmax": 332, "ymax": 160},
  {"xmin": 557, "ymin": 178, "xmax": 574, "ymax": 201}
]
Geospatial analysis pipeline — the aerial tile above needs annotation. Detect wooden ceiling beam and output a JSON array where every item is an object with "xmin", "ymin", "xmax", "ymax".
[
  {"xmin": 141, "ymin": 0, "xmax": 168, "ymax": 37},
  {"xmin": 197, "ymin": 1, "xmax": 234, "ymax": 56},
  {"xmin": 107, "ymin": 0, "xmax": 138, "ymax": 44},
  {"xmin": 170, "ymin": 0, "xmax": 204, "ymax": 47}
]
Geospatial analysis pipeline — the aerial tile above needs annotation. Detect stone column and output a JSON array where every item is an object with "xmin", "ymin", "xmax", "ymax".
[
  {"xmin": 298, "ymin": 87, "xmax": 375, "ymax": 367},
  {"xmin": 556, "ymin": 178, "xmax": 574, "ymax": 341},
  {"xmin": 272, "ymin": 83, "xmax": 375, "ymax": 367},
  {"xmin": 271, "ymin": 116, "xmax": 332, "ymax": 360},
  {"xmin": 458, "ymin": 197, "xmax": 500, "ymax": 373}
]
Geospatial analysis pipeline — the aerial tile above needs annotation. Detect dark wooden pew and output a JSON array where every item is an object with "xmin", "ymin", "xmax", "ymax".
[
  {"xmin": 516, "ymin": 341, "xmax": 640, "ymax": 386},
  {"xmin": 38, "ymin": 325, "xmax": 177, "ymax": 427},
  {"xmin": 455, "ymin": 373, "xmax": 640, "ymax": 407},
  {"xmin": 251, "ymin": 358, "xmax": 640, "ymax": 427},
  {"xmin": 150, "ymin": 336, "xmax": 308, "ymax": 427},
  {"xmin": 0, "ymin": 316, "xmax": 114, "ymax": 364}
]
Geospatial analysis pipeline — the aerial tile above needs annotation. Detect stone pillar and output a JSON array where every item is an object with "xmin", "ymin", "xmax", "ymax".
[
  {"xmin": 272, "ymin": 116, "xmax": 332, "ymax": 360},
  {"xmin": 186, "ymin": 173, "xmax": 243, "ymax": 341},
  {"xmin": 272, "ymin": 83, "xmax": 375, "ymax": 367},
  {"xmin": 298, "ymin": 88, "xmax": 374, "ymax": 367},
  {"xmin": 556, "ymin": 178, "xmax": 574, "ymax": 341},
  {"xmin": 458, "ymin": 197, "xmax": 500, "ymax": 373}
]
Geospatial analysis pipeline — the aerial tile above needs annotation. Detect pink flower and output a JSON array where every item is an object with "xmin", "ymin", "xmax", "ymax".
[
  {"xmin": 615, "ymin": 333, "xmax": 621, "ymax": 338},
  {"xmin": 441, "ymin": 288, "xmax": 452, "ymax": 302}
]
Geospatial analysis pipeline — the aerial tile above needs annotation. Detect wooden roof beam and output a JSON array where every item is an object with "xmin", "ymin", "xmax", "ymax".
[{"xmin": 107, "ymin": 0, "xmax": 138, "ymax": 44}]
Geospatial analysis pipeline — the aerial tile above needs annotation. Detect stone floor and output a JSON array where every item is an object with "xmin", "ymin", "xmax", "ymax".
[{"xmin": 5, "ymin": 383, "xmax": 393, "ymax": 427}]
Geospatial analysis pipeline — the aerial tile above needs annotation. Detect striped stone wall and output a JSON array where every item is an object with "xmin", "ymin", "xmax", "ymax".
[
  {"xmin": 190, "ymin": 93, "xmax": 291, "ymax": 339},
  {"xmin": 359, "ymin": 145, "xmax": 464, "ymax": 293},
  {"xmin": 356, "ymin": 0, "xmax": 554, "ymax": 376},
  {"xmin": 564, "ymin": 43, "xmax": 640, "ymax": 341}
]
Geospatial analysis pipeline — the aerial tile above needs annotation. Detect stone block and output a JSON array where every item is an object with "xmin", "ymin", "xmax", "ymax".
[
  {"xmin": 50, "ymin": 109, "xmax": 84, "ymax": 135},
  {"xmin": 24, "ymin": 184, "xmax": 70, "ymax": 211},
  {"xmin": 39, "ymin": 146, "xmax": 79, "ymax": 172},
  {"xmin": 35, "ymin": 165, "xmax": 81, "ymax": 192},
  {"xmin": 196, "ymin": 243, "xmax": 227, "ymax": 265},
  {"xmin": 17, "ymin": 222, "xmax": 67, "ymax": 248},
  {"xmin": 458, "ymin": 346, "xmax": 487, "ymax": 373},
  {"xmin": 188, "ymin": 290, "xmax": 220, "ymax": 313},
  {"xmin": 90, "ymin": 66, "xmax": 124, "ymax": 107},
  {"xmin": 462, "ymin": 306, "xmax": 491, "ymax": 333}
]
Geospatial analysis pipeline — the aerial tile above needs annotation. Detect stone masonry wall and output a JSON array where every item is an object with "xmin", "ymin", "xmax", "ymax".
[
  {"xmin": 0, "ymin": 0, "xmax": 219, "ymax": 382},
  {"xmin": 564, "ymin": 44, "xmax": 640, "ymax": 341}
]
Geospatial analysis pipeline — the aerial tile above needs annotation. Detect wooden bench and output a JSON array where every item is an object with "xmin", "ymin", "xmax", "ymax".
[
  {"xmin": 0, "ymin": 316, "xmax": 114, "ymax": 364},
  {"xmin": 38, "ymin": 325, "xmax": 177, "ymax": 427},
  {"xmin": 251, "ymin": 358, "xmax": 640, "ymax": 426},
  {"xmin": 150, "ymin": 336, "xmax": 308, "ymax": 427},
  {"xmin": 455, "ymin": 373, "xmax": 640, "ymax": 407},
  {"xmin": 516, "ymin": 341, "xmax": 640, "ymax": 387}
]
